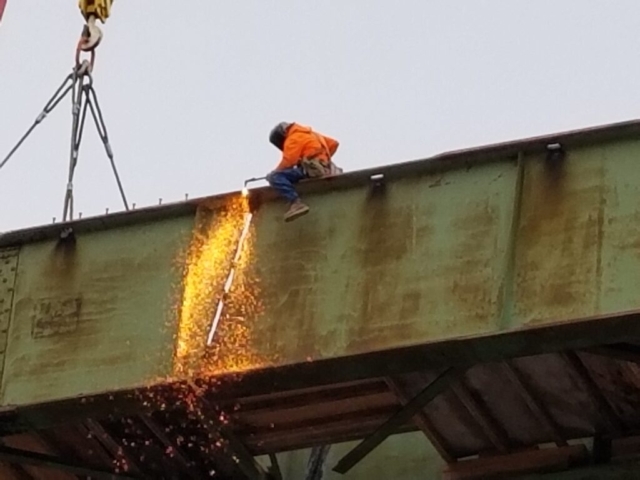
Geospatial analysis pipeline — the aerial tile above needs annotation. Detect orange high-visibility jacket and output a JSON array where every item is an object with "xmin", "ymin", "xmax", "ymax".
[{"xmin": 276, "ymin": 123, "xmax": 339, "ymax": 170}]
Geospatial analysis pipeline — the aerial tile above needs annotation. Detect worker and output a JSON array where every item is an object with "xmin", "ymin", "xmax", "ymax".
[{"xmin": 267, "ymin": 122, "xmax": 342, "ymax": 222}]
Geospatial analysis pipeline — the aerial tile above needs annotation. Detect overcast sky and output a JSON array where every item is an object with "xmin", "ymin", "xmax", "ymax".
[{"xmin": 1, "ymin": 1, "xmax": 640, "ymax": 231}]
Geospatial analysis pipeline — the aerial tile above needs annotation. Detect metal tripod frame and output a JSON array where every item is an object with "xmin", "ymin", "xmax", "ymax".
[{"xmin": 0, "ymin": 61, "xmax": 129, "ymax": 222}]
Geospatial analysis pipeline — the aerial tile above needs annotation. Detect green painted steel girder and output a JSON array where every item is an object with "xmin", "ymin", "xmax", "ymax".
[{"xmin": 1, "ymin": 120, "xmax": 640, "ymax": 416}]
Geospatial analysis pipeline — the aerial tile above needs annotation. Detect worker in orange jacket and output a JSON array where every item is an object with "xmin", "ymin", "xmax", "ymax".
[{"xmin": 267, "ymin": 122, "xmax": 342, "ymax": 222}]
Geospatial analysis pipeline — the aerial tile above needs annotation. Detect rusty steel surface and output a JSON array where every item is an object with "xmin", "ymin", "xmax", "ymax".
[
  {"xmin": 244, "ymin": 139, "xmax": 640, "ymax": 371},
  {"xmin": 2, "ymin": 121, "xmax": 640, "ymax": 477},
  {"xmin": 0, "ymin": 124, "xmax": 640, "ymax": 403},
  {"xmin": 1, "ymin": 216, "xmax": 194, "ymax": 407},
  {"xmin": 0, "ymin": 249, "xmax": 18, "ymax": 385},
  {"xmin": 248, "ymin": 159, "xmax": 518, "ymax": 365}
]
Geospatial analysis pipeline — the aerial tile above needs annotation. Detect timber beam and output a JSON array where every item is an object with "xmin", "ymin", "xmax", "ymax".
[
  {"xmin": 0, "ymin": 439, "xmax": 35, "ymax": 480},
  {"xmin": 333, "ymin": 367, "xmax": 460, "ymax": 474},
  {"xmin": 84, "ymin": 419, "xmax": 144, "ymax": 476},
  {"xmin": 442, "ymin": 445, "xmax": 589, "ymax": 480},
  {"xmin": 562, "ymin": 353, "xmax": 623, "ymax": 435},
  {"xmin": 501, "ymin": 363, "xmax": 567, "ymax": 447},
  {"xmin": 583, "ymin": 343, "xmax": 640, "ymax": 365},
  {"xmin": 0, "ymin": 445, "xmax": 145, "ymax": 480},
  {"xmin": 138, "ymin": 414, "xmax": 202, "ymax": 480},
  {"xmin": 451, "ymin": 380, "xmax": 510, "ymax": 453},
  {"xmin": 385, "ymin": 377, "xmax": 456, "ymax": 463},
  {"xmin": 193, "ymin": 396, "xmax": 271, "ymax": 480}
]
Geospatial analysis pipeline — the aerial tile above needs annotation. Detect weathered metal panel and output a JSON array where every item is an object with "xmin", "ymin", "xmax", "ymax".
[
  {"xmin": 515, "ymin": 145, "xmax": 608, "ymax": 324},
  {"xmin": 236, "ymin": 138, "xmax": 640, "ymax": 371},
  {"xmin": 597, "ymin": 140, "xmax": 640, "ymax": 314},
  {"xmin": 514, "ymin": 139, "xmax": 640, "ymax": 325},
  {"xmin": 2, "ymin": 124, "xmax": 640, "ymax": 413},
  {"xmin": 0, "ymin": 217, "xmax": 194, "ymax": 406},
  {"xmin": 249, "ymin": 160, "xmax": 519, "ymax": 364},
  {"xmin": 0, "ymin": 249, "xmax": 19, "ymax": 385}
]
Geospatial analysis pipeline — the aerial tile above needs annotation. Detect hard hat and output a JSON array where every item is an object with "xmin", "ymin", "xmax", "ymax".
[{"xmin": 269, "ymin": 122, "xmax": 291, "ymax": 151}]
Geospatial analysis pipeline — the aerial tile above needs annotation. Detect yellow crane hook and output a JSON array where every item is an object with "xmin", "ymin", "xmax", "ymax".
[{"xmin": 78, "ymin": 0, "xmax": 113, "ymax": 52}]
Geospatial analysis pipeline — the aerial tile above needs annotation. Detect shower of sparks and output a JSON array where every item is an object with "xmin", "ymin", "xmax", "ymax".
[
  {"xmin": 206, "ymin": 211, "xmax": 254, "ymax": 346},
  {"xmin": 115, "ymin": 193, "xmax": 281, "ymax": 478},
  {"xmin": 174, "ymin": 194, "xmax": 270, "ymax": 380}
]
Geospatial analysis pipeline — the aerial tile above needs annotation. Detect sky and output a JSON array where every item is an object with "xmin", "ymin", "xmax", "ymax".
[{"xmin": 1, "ymin": 1, "xmax": 640, "ymax": 231}]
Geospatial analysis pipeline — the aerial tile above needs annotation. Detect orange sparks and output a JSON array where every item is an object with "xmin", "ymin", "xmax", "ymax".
[{"xmin": 173, "ymin": 194, "xmax": 266, "ymax": 380}]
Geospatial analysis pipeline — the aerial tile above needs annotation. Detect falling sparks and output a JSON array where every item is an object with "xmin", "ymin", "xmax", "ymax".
[
  {"xmin": 174, "ymin": 193, "xmax": 268, "ymax": 379},
  {"xmin": 206, "ymin": 210, "xmax": 254, "ymax": 346},
  {"xmin": 111, "ymin": 193, "xmax": 280, "ymax": 478}
]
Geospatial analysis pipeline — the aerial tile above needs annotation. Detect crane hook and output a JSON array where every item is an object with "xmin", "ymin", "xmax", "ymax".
[
  {"xmin": 77, "ymin": 0, "xmax": 113, "ymax": 52},
  {"xmin": 78, "ymin": 15, "xmax": 103, "ymax": 52}
]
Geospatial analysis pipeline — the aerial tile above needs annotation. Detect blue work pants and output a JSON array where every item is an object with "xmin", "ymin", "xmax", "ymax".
[{"xmin": 267, "ymin": 166, "xmax": 308, "ymax": 203}]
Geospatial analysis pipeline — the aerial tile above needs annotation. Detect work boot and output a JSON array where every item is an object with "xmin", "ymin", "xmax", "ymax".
[{"xmin": 284, "ymin": 199, "xmax": 310, "ymax": 222}]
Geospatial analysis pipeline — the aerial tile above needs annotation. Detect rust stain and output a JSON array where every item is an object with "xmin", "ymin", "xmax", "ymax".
[
  {"xmin": 9, "ymin": 230, "xmax": 171, "ymax": 389},
  {"xmin": 254, "ymin": 205, "xmax": 332, "ymax": 360},
  {"xmin": 443, "ymin": 199, "xmax": 501, "ymax": 331},
  {"xmin": 516, "ymin": 154, "xmax": 605, "ymax": 323},
  {"xmin": 349, "ymin": 185, "xmax": 424, "ymax": 353},
  {"xmin": 46, "ymin": 237, "xmax": 79, "ymax": 284}
]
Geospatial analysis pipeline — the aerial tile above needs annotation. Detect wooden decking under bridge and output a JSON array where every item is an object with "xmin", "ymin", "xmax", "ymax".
[
  {"xmin": 3, "ymin": 120, "xmax": 640, "ymax": 478},
  {"xmin": 2, "ymin": 313, "xmax": 640, "ymax": 479}
]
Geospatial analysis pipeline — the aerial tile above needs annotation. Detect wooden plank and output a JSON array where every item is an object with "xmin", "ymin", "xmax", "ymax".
[
  {"xmin": 0, "ymin": 462, "xmax": 35, "ymax": 480},
  {"xmin": 502, "ymin": 363, "xmax": 567, "ymax": 446},
  {"xmin": 611, "ymin": 435, "xmax": 640, "ymax": 459},
  {"xmin": 385, "ymin": 377, "xmax": 456, "ymax": 463},
  {"xmin": 244, "ymin": 411, "xmax": 417, "ymax": 454},
  {"xmin": 562, "ymin": 352, "xmax": 623, "ymax": 435},
  {"xmin": 333, "ymin": 367, "xmax": 459, "ymax": 474},
  {"xmin": 442, "ymin": 445, "xmax": 588, "ymax": 480},
  {"xmin": 0, "ymin": 455, "xmax": 34, "ymax": 480},
  {"xmin": 138, "ymin": 415, "xmax": 201, "ymax": 480},
  {"xmin": 0, "ymin": 445, "xmax": 144, "ymax": 480},
  {"xmin": 451, "ymin": 380, "xmax": 509, "ymax": 453},
  {"xmin": 83, "ymin": 420, "xmax": 143, "ymax": 475},
  {"xmin": 70, "ymin": 424, "xmax": 122, "ymax": 471},
  {"xmin": 0, "ymin": 434, "xmax": 75, "ymax": 480},
  {"xmin": 585, "ymin": 343, "xmax": 640, "ymax": 365},
  {"xmin": 194, "ymin": 396, "xmax": 269, "ymax": 480}
]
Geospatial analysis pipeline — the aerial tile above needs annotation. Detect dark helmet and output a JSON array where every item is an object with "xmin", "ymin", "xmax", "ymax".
[{"xmin": 269, "ymin": 122, "xmax": 291, "ymax": 151}]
